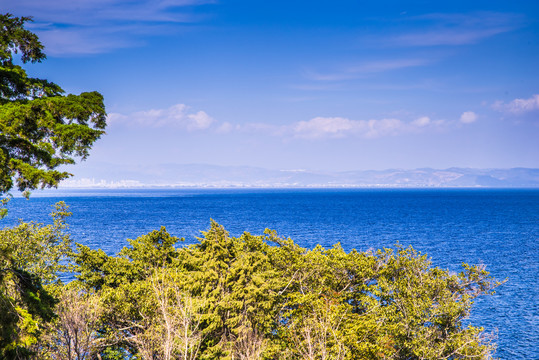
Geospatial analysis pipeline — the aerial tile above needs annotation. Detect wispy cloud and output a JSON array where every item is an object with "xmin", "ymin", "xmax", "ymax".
[
  {"xmin": 4, "ymin": 0, "xmax": 213, "ymax": 24},
  {"xmin": 304, "ymin": 58, "xmax": 430, "ymax": 81},
  {"xmin": 302, "ymin": 12, "xmax": 521, "ymax": 84},
  {"xmin": 492, "ymin": 94, "xmax": 539, "ymax": 114},
  {"xmin": 389, "ymin": 27, "xmax": 510, "ymax": 47},
  {"xmin": 2, "ymin": 0, "xmax": 215, "ymax": 55},
  {"xmin": 384, "ymin": 12, "xmax": 521, "ymax": 47},
  {"xmin": 108, "ymin": 104, "xmax": 215, "ymax": 130},
  {"xmin": 35, "ymin": 25, "xmax": 144, "ymax": 55}
]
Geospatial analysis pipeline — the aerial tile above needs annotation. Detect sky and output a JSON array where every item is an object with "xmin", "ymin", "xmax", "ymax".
[{"xmin": 2, "ymin": 0, "xmax": 539, "ymax": 174}]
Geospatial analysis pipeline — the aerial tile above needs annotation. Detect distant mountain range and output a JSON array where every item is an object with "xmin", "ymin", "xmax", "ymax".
[{"xmin": 59, "ymin": 164, "xmax": 539, "ymax": 188}]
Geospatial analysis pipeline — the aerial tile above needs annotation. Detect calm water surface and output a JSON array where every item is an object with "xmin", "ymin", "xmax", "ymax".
[{"xmin": 3, "ymin": 188, "xmax": 538, "ymax": 359}]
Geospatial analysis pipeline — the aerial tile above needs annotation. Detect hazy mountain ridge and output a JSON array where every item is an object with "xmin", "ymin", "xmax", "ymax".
[{"xmin": 60, "ymin": 164, "xmax": 539, "ymax": 188}]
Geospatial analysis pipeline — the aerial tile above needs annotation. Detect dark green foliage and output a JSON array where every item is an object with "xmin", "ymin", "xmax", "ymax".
[
  {"xmin": 0, "ymin": 203, "xmax": 71, "ymax": 359},
  {"xmin": 0, "ymin": 13, "xmax": 106, "ymax": 198},
  {"xmin": 186, "ymin": 222, "xmax": 284, "ymax": 359},
  {"xmin": 0, "ymin": 14, "xmax": 45, "ymax": 65},
  {"xmin": 0, "ymin": 268, "xmax": 56, "ymax": 359}
]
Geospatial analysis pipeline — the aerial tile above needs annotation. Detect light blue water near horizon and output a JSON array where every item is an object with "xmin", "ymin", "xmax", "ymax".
[{"xmin": 2, "ymin": 188, "xmax": 538, "ymax": 359}]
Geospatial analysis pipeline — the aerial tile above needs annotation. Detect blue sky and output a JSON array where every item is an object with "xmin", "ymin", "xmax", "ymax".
[{"xmin": 3, "ymin": 0, "xmax": 539, "ymax": 174}]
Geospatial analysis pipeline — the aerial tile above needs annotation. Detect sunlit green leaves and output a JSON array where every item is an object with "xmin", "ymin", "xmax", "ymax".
[
  {"xmin": 0, "ymin": 13, "xmax": 106, "ymax": 205},
  {"xmin": 0, "ymin": 202, "xmax": 70, "ymax": 358},
  {"xmin": 72, "ymin": 222, "xmax": 499, "ymax": 359}
]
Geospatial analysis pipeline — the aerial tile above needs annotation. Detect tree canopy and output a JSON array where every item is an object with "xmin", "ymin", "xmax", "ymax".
[
  {"xmin": 1, "ymin": 212, "xmax": 501, "ymax": 359},
  {"xmin": 64, "ymin": 221, "xmax": 499, "ymax": 360},
  {"xmin": 0, "ymin": 13, "xmax": 106, "ymax": 198}
]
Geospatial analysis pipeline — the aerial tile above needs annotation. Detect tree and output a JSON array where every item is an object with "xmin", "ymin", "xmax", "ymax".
[
  {"xmin": 272, "ymin": 242, "xmax": 500, "ymax": 360},
  {"xmin": 39, "ymin": 284, "xmax": 103, "ymax": 360},
  {"xmin": 0, "ymin": 13, "xmax": 106, "ymax": 357},
  {"xmin": 0, "ymin": 203, "xmax": 72, "ymax": 359},
  {"xmin": 73, "ymin": 223, "xmax": 285, "ymax": 360},
  {"xmin": 0, "ymin": 13, "xmax": 106, "ymax": 204},
  {"xmin": 73, "ymin": 228, "xmax": 187, "ymax": 357},
  {"xmin": 73, "ymin": 222, "xmax": 500, "ymax": 360},
  {"xmin": 134, "ymin": 269, "xmax": 205, "ymax": 360}
]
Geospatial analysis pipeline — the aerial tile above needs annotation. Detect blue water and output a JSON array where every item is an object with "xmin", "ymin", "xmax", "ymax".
[{"xmin": 2, "ymin": 188, "xmax": 538, "ymax": 359}]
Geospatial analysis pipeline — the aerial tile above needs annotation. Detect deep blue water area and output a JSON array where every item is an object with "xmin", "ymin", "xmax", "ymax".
[{"xmin": 3, "ymin": 188, "xmax": 538, "ymax": 359}]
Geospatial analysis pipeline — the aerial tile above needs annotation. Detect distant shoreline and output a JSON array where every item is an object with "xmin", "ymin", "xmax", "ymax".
[
  {"xmin": 53, "ymin": 166, "xmax": 539, "ymax": 189},
  {"xmin": 11, "ymin": 186, "xmax": 539, "ymax": 198}
]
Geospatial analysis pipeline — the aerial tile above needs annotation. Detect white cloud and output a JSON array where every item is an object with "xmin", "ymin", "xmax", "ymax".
[
  {"xmin": 460, "ymin": 111, "xmax": 478, "ymax": 124},
  {"xmin": 108, "ymin": 104, "xmax": 215, "ymax": 130},
  {"xmin": 493, "ymin": 94, "xmax": 539, "ymax": 114},
  {"xmin": 364, "ymin": 118, "xmax": 405, "ymax": 138},
  {"xmin": 293, "ymin": 117, "xmax": 405, "ymax": 139},
  {"xmin": 106, "ymin": 105, "xmax": 468, "ymax": 140},
  {"xmin": 218, "ymin": 112, "xmax": 452, "ymax": 140},
  {"xmin": 291, "ymin": 114, "xmax": 449, "ymax": 139},
  {"xmin": 186, "ymin": 110, "xmax": 214, "ymax": 130},
  {"xmin": 294, "ymin": 117, "xmax": 356, "ymax": 137},
  {"xmin": 412, "ymin": 116, "xmax": 431, "ymax": 127}
]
